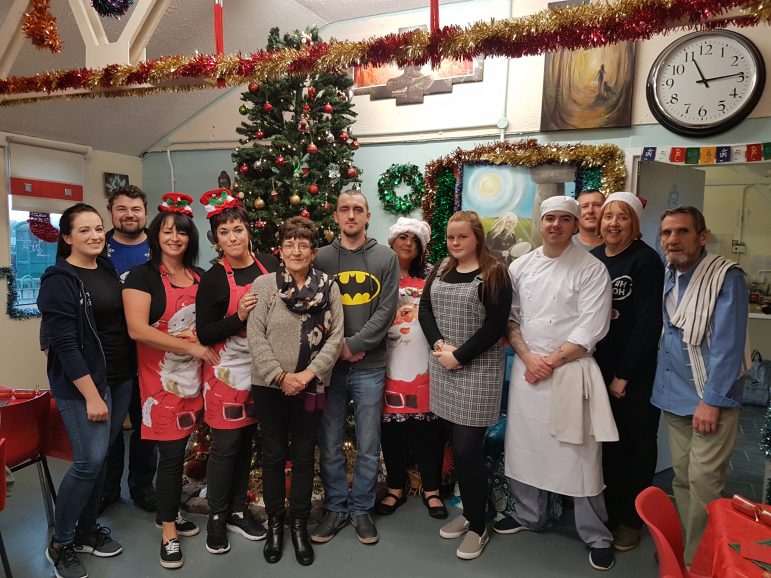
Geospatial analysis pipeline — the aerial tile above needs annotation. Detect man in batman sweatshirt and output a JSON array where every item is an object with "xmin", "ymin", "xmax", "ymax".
[{"xmin": 311, "ymin": 189, "xmax": 399, "ymax": 546}]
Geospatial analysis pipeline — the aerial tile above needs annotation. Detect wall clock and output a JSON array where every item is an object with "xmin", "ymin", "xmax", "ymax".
[{"xmin": 646, "ymin": 30, "xmax": 765, "ymax": 137}]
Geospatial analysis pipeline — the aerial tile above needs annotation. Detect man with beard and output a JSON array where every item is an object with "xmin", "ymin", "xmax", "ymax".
[
  {"xmin": 100, "ymin": 186, "xmax": 158, "ymax": 513},
  {"xmin": 573, "ymin": 189, "xmax": 605, "ymax": 251}
]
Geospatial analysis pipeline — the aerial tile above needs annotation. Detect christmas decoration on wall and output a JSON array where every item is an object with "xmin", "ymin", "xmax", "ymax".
[
  {"xmin": 21, "ymin": 0, "xmax": 62, "ymax": 53},
  {"xmin": 0, "ymin": 268, "xmax": 41, "ymax": 319},
  {"xmin": 4, "ymin": 0, "xmax": 770, "ymax": 104},
  {"xmin": 641, "ymin": 142, "xmax": 771, "ymax": 165},
  {"xmin": 91, "ymin": 0, "xmax": 134, "ymax": 18},
  {"xmin": 377, "ymin": 163, "xmax": 425, "ymax": 215},
  {"xmin": 422, "ymin": 140, "xmax": 625, "ymax": 263},
  {"xmin": 232, "ymin": 26, "xmax": 361, "ymax": 253},
  {"xmin": 27, "ymin": 212, "xmax": 59, "ymax": 243}
]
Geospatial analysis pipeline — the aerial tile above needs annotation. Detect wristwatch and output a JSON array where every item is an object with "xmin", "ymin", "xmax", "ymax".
[{"xmin": 433, "ymin": 339, "xmax": 445, "ymax": 352}]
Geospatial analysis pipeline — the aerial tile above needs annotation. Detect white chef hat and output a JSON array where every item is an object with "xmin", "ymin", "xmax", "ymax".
[
  {"xmin": 540, "ymin": 195, "xmax": 579, "ymax": 218},
  {"xmin": 388, "ymin": 217, "xmax": 431, "ymax": 249},
  {"xmin": 603, "ymin": 191, "xmax": 644, "ymax": 220}
]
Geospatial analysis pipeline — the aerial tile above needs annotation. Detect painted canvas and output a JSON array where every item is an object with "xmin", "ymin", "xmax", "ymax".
[{"xmin": 103, "ymin": 172, "xmax": 129, "ymax": 197}]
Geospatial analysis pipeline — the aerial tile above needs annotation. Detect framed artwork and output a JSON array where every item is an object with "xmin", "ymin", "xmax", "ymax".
[
  {"xmin": 540, "ymin": 1, "xmax": 635, "ymax": 131},
  {"xmin": 103, "ymin": 172, "xmax": 129, "ymax": 197},
  {"xmin": 352, "ymin": 25, "xmax": 484, "ymax": 105}
]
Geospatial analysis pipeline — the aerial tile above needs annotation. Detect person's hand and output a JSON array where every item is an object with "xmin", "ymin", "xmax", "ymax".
[
  {"xmin": 692, "ymin": 401, "xmax": 720, "ymax": 434},
  {"xmin": 522, "ymin": 352, "xmax": 552, "ymax": 383},
  {"xmin": 86, "ymin": 396, "xmax": 109, "ymax": 422},
  {"xmin": 189, "ymin": 343, "xmax": 220, "ymax": 365},
  {"xmin": 609, "ymin": 377, "xmax": 628, "ymax": 399},
  {"xmin": 339, "ymin": 340, "xmax": 365, "ymax": 362},
  {"xmin": 281, "ymin": 373, "xmax": 306, "ymax": 396},
  {"xmin": 237, "ymin": 292, "xmax": 258, "ymax": 321},
  {"xmin": 431, "ymin": 349, "xmax": 461, "ymax": 370},
  {"xmin": 297, "ymin": 368, "xmax": 316, "ymax": 384}
]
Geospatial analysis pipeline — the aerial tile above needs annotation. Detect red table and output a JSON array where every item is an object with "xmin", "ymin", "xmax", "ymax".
[{"xmin": 691, "ymin": 498, "xmax": 771, "ymax": 578}]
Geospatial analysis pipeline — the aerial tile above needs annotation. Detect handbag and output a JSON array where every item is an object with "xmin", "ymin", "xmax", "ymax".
[{"xmin": 744, "ymin": 350, "xmax": 771, "ymax": 407}]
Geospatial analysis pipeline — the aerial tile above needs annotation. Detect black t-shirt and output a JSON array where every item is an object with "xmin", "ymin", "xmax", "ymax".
[
  {"xmin": 419, "ymin": 266, "xmax": 512, "ymax": 365},
  {"xmin": 196, "ymin": 254, "xmax": 279, "ymax": 345},
  {"xmin": 72, "ymin": 264, "xmax": 134, "ymax": 387},
  {"xmin": 123, "ymin": 263, "xmax": 206, "ymax": 325}
]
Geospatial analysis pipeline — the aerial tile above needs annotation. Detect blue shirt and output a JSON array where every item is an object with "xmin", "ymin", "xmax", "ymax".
[
  {"xmin": 651, "ymin": 253, "xmax": 748, "ymax": 415},
  {"xmin": 107, "ymin": 235, "xmax": 150, "ymax": 279}
]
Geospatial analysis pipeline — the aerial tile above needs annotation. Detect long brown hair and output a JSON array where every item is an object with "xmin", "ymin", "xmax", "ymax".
[{"xmin": 442, "ymin": 211, "xmax": 510, "ymax": 305}]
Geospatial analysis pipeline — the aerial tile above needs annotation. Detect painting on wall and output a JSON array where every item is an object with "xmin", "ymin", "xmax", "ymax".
[
  {"xmin": 352, "ymin": 26, "xmax": 483, "ymax": 105},
  {"xmin": 540, "ymin": 1, "xmax": 635, "ymax": 131},
  {"xmin": 103, "ymin": 172, "xmax": 129, "ymax": 197}
]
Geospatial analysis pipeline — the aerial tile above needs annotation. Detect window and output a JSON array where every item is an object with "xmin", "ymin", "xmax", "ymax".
[{"xmin": 8, "ymin": 209, "xmax": 59, "ymax": 311}]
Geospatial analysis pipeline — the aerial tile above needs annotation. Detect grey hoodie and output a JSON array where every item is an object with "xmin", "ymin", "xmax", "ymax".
[{"xmin": 314, "ymin": 237, "xmax": 399, "ymax": 370}]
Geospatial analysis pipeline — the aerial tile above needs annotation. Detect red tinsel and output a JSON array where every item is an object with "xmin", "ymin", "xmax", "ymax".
[
  {"xmin": 21, "ymin": 0, "xmax": 62, "ymax": 53},
  {"xmin": 27, "ymin": 213, "xmax": 59, "ymax": 243}
]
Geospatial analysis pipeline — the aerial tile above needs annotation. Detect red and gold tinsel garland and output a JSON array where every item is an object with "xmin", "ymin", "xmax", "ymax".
[
  {"xmin": 21, "ymin": 0, "xmax": 62, "ymax": 54},
  {"xmin": 3, "ymin": 0, "xmax": 771, "ymax": 104}
]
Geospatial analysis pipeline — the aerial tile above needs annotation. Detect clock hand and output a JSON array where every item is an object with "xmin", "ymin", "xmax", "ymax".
[
  {"xmin": 696, "ymin": 72, "xmax": 745, "ymax": 84},
  {"xmin": 692, "ymin": 59, "xmax": 710, "ymax": 88}
]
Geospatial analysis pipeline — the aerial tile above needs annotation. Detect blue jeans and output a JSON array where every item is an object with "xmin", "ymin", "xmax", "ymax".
[
  {"xmin": 319, "ymin": 366, "xmax": 385, "ymax": 517},
  {"xmin": 52, "ymin": 379, "xmax": 132, "ymax": 544}
]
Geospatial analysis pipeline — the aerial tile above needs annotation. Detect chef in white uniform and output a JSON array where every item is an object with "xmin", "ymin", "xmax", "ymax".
[{"xmin": 497, "ymin": 195, "xmax": 618, "ymax": 572}]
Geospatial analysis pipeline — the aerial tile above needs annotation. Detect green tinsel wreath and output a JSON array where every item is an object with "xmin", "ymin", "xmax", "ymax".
[{"xmin": 377, "ymin": 163, "xmax": 425, "ymax": 215}]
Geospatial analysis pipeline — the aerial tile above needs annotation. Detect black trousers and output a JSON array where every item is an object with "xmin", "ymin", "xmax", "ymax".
[
  {"xmin": 602, "ymin": 380, "xmax": 660, "ymax": 530},
  {"xmin": 102, "ymin": 376, "xmax": 158, "ymax": 499},
  {"xmin": 253, "ymin": 386, "xmax": 321, "ymax": 519},
  {"xmin": 156, "ymin": 437, "xmax": 189, "ymax": 523},
  {"xmin": 443, "ymin": 420, "xmax": 487, "ymax": 535},
  {"xmin": 380, "ymin": 417, "xmax": 443, "ymax": 492},
  {"xmin": 207, "ymin": 423, "xmax": 256, "ymax": 515}
]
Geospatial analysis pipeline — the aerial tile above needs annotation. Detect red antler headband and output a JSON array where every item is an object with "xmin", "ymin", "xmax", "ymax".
[
  {"xmin": 158, "ymin": 193, "xmax": 194, "ymax": 217},
  {"xmin": 199, "ymin": 188, "xmax": 241, "ymax": 219}
]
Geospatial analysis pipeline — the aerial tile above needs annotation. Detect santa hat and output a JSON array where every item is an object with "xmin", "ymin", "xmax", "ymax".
[
  {"xmin": 388, "ymin": 217, "xmax": 431, "ymax": 248},
  {"xmin": 199, "ymin": 188, "xmax": 241, "ymax": 219},
  {"xmin": 158, "ymin": 193, "xmax": 194, "ymax": 217}
]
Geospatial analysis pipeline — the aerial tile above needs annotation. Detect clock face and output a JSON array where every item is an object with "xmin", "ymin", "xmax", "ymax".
[{"xmin": 646, "ymin": 30, "xmax": 765, "ymax": 137}]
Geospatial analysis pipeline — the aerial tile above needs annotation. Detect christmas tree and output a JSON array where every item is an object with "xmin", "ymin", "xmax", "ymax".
[{"xmin": 232, "ymin": 26, "xmax": 361, "ymax": 253}]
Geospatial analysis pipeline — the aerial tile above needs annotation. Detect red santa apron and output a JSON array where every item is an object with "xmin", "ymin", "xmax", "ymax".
[
  {"xmin": 138, "ymin": 265, "xmax": 204, "ymax": 441},
  {"xmin": 203, "ymin": 255, "xmax": 268, "ymax": 430}
]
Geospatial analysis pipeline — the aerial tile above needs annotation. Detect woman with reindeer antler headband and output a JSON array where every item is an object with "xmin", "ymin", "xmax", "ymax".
[
  {"xmin": 122, "ymin": 193, "xmax": 215, "ymax": 569},
  {"xmin": 195, "ymin": 188, "xmax": 279, "ymax": 555}
]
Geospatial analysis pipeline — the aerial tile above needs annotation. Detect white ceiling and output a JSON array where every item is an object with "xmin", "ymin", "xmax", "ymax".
[{"xmin": 0, "ymin": 0, "xmax": 464, "ymax": 156}]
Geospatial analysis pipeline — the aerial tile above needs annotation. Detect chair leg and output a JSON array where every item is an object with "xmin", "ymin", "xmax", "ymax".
[
  {"xmin": 41, "ymin": 457, "xmax": 57, "ymax": 504},
  {"xmin": 0, "ymin": 530, "xmax": 13, "ymax": 578},
  {"xmin": 36, "ymin": 461, "xmax": 55, "ymax": 527}
]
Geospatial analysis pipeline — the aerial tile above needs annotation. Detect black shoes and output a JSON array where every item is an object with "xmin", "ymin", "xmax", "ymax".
[
  {"xmin": 589, "ymin": 547, "xmax": 615, "ymax": 571},
  {"xmin": 72, "ymin": 524, "xmax": 123, "ymax": 557},
  {"xmin": 45, "ymin": 541, "xmax": 87, "ymax": 578},
  {"xmin": 351, "ymin": 513, "xmax": 379, "ymax": 545},
  {"xmin": 310, "ymin": 511, "xmax": 349, "ymax": 543},
  {"xmin": 160, "ymin": 538, "xmax": 183, "ymax": 569},
  {"xmin": 263, "ymin": 513, "xmax": 285, "ymax": 564},
  {"xmin": 226, "ymin": 509, "xmax": 267, "ymax": 541},
  {"xmin": 206, "ymin": 513, "xmax": 230, "ymax": 555},
  {"xmin": 155, "ymin": 514, "xmax": 200, "ymax": 537},
  {"xmin": 290, "ymin": 517, "xmax": 314, "ymax": 566},
  {"xmin": 421, "ymin": 493, "xmax": 449, "ymax": 519},
  {"xmin": 375, "ymin": 492, "xmax": 407, "ymax": 516}
]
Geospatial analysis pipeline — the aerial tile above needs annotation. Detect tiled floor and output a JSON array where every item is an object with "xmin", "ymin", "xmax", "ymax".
[{"xmin": 653, "ymin": 404, "xmax": 768, "ymax": 503}]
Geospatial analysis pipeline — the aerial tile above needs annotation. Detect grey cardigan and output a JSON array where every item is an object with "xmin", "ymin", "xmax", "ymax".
[{"xmin": 247, "ymin": 272, "xmax": 344, "ymax": 390}]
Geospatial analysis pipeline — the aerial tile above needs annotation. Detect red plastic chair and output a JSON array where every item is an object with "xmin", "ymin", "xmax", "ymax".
[
  {"xmin": 635, "ymin": 486, "xmax": 709, "ymax": 578},
  {"xmin": 0, "ymin": 391, "xmax": 57, "ymax": 526},
  {"xmin": 0, "ymin": 438, "xmax": 13, "ymax": 578}
]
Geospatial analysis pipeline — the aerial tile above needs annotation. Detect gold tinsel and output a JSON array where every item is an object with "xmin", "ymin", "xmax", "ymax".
[{"xmin": 21, "ymin": 0, "xmax": 62, "ymax": 53}]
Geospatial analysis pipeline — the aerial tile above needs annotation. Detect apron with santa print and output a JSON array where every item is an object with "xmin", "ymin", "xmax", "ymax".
[
  {"xmin": 138, "ymin": 265, "xmax": 204, "ymax": 441},
  {"xmin": 203, "ymin": 255, "xmax": 268, "ymax": 429}
]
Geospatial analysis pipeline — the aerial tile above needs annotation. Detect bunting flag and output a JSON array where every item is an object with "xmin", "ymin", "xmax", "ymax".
[{"xmin": 641, "ymin": 142, "xmax": 771, "ymax": 165}]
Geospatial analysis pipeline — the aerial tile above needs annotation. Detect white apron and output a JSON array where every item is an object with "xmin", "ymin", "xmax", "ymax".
[{"xmin": 504, "ymin": 245, "xmax": 612, "ymax": 497}]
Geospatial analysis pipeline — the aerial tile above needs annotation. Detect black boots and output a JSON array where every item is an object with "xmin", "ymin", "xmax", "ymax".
[
  {"xmin": 263, "ymin": 513, "xmax": 285, "ymax": 563},
  {"xmin": 290, "ymin": 517, "xmax": 314, "ymax": 566}
]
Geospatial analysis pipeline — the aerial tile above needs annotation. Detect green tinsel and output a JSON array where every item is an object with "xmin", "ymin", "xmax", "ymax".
[
  {"xmin": 0, "ymin": 267, "xmax": 41, "ymax": 319},
  {"xmin": 428, "ymin": 168, "xmax": 455, "ymax": 263},
  {"xmin": 575, "ymin": 167, "xmax": 603, "ymax": 194},
  {"xmin": 377, "ymin": 163, "xmax": 425, "ymax": 215}
]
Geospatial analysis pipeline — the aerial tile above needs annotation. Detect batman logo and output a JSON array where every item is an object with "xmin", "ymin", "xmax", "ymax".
[{"xmin": 336, "ymin": 270, "xmax": 381, "ymax": 306}]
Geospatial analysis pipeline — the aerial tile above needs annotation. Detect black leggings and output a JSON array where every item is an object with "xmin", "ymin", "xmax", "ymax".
[
  {"xmin": 380, "ymin": 417, "xmax": 443, "ymax": 492},
  {"xmin": 443, "ymin": 420, "xmax": 487, "ymax": 535},
  {"xmin": 206, "ymin": 424, "xmax": 256, "ymax": 515},
  {"xmin": 156, "ymin": 437, "xmax": 189, "ymax": 523}
]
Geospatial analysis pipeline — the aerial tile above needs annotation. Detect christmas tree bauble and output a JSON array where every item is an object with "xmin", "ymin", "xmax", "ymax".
[
  {"xmin": 323, "ymin": 103, "xmax": 333, "ymax": 113},
  {"xmin": 308, "ymin": 87, "xmax": 317, "ymax": 100},
  {"xmin": 275, "ymin": 155, "xmax": 285, "ymax": 166},
  {"xmin": 306, "ymin": 143, "xmax": 318, "ymax": 154},
  {"xmin": 248, "ymin": 82, "xmax": 260, "ymax": 94},
  {"xmin": 239, "ymin": 164, "xmax": 249, "ymax": 174},
  {"xmin": 254, "ymin": 198, "xmax": 265, "ymax": 209},
  {"xmin": 346, "ymin": 167, "xmax": 358, "ymax": 178},
  {"xmin": 351, "ymin": 140, "xmax": 360, "ymax": 150},
  {"xmin": 255, "ymin": 219, "xmax": 266, "ymax": 229},
  {"xmin": 252, "ymin": 159, "xmax": 263, "ymax": 170},
  {"xmin": 263, "ymin": 102, "xmax": 273, "ymax": 112},
  {"xmin": 238, "ymin": 105, "xmax": 248, "ymax": 115},
  {"xmin": 302, "ymin": 104, "xmax": 311, "ymax": 112},
  {"xmin": 271, "ymin": 189, "xmax": 280, "ymax": 201},
  {"xmin": 289, "ymin": 194, "xmax": 301, "ymax": 205},
  {"xmin": 255, "ymin": 129, "xmax": 264, "ymax": 140},
  {"xmin": 339, "ymin": 131, "xmax": 349, "ymax": 141},
  {"xmin": 324, "ymin": 229, "xmax": 336, "ymax": 242},
  {"xmin": 300, "ymin": 209, "xmax": 311, "ymax": 218},
  {"xmin": 308, "ymin": 184, "xmax": 319, "ymax": 194}
]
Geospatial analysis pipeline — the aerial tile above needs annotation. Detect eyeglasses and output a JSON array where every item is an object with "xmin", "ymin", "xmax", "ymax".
[{"xmin": 281, "ymin": 242, "xmax": 312, "ymax": 253}]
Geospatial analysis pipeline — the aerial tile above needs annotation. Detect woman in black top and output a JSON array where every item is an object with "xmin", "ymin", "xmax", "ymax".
[
  {"xmin": 38, "ymin": 204, "xmax": 127, "ymax": 578},
  {"xmin": 196, "ymin": 189, "xmax": 279, "ymax": 554},
  {"xmin": 590, "ymin": 192, "xmax": 664, "ymax": 552}
]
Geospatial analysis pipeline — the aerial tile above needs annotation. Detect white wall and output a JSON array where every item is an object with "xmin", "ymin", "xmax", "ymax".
[{"xmin": 0, "ymin": 136, "xmax": 141, "ymax": 388}]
